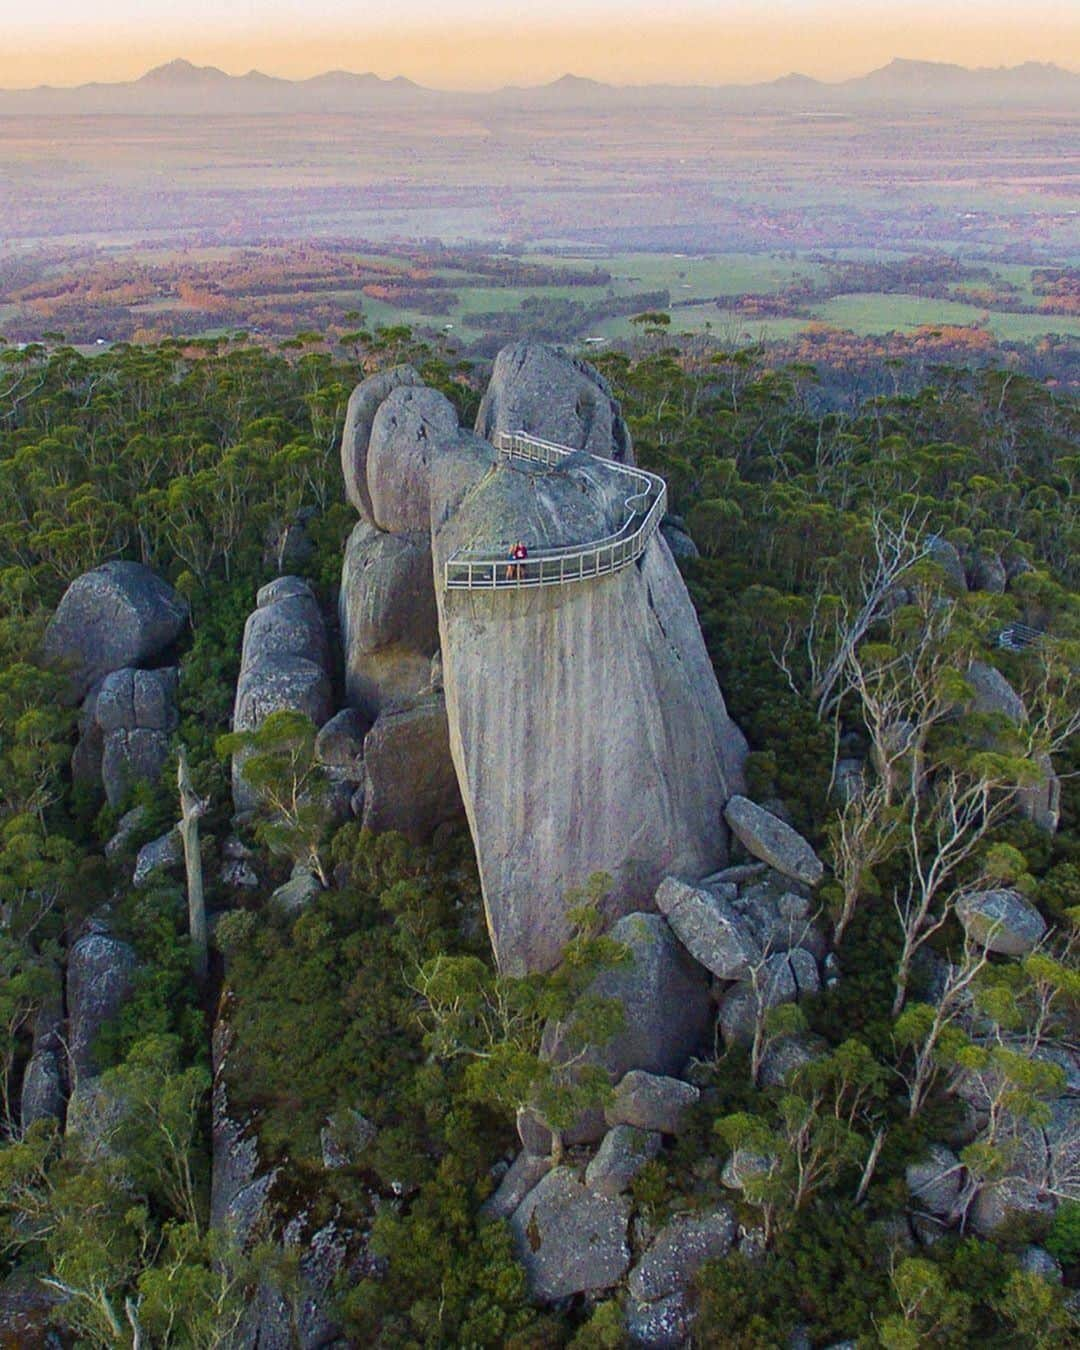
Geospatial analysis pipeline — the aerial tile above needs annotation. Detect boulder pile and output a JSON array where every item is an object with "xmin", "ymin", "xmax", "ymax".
[
  {"xmin": 487, "ymin": 802, "xmax": 832, "ymax": 1343},
  {"xmin": 44, "ymin": 561, "xmax": 188, "ymax": 805},
  {"xmin": 335, "ymin": 342, "xmax": 748, "ymax": 966}
]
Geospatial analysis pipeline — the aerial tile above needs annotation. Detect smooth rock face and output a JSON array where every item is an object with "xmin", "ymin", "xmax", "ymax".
[
  {"xmin": 340, "ymin": 364, "xmax": 423, "ymax": 518},
  {"xmin": 270, "ymin": 867, "xmax": 322, "ymax": 914},
  {"xmin": 20, "ymin": 1052, "xmax": 66, "ymax": 1128},
  {"xmin": 232, "ymin": 578, "xmax": 333, "ymax": 813},
  {"xmin": 66, "ymin": 931, "xmax": 138, "ymax": 1080},
  {"xmin": 508, "ymin": 1166, "xmax": 631, "ymax": 1303},
  {"xmin": 758, "ymin": 1034, "xmax": 825, "ymax": 1089},
  {"xmin": 627, "ymin": 1208, "xmax": 735, "ymax": 1302},
  {"xmin": 656, "ymin": 876, "xmax": 761, "ymax": 979},
  {"xmin": 969, "ymin": 1177, "xmax": 1055, "ymax": 1237},
  {"xmin": 966, "ymin": 661, "xmax": 1060, "ymax": 833},
  {"xmin": 476, "ymin": 341, "xmax": 633, "ymax": 464},
  {"xmin": 717, "ymin": 953, "xmax": 799, "ymax": 1047},
  {"xmin": 43, "ymin": 561, "xmax": 188, "ymax": 703},
  {"xmin": 660, "ymin": 521, "xmax": 699, "ymax": 562},
  {"xmin": 20, "ymin": 978, "xmax": 66, "ymax": 1130},
  {"xmin": 955, "ymin": 889, "xmax": 1047, "ymax": 956},
  {"xmin": 606, "ymin": 1071, "xmax": 700, "ymax": 1135},
  {"xmin": 360, "ymin": 693, "xmax": 464, "ymax": 843},
  {"xmin": 723, "ymin": 796, "xmax": 824, "ymax": 888},
  {"xmin": 133, "ymin": 827, "xmax": 183, "ymax": 886},
  {"xmin": 433, "ymin": 436, "xmax": 748, "ymax": 973},
  {"xmin": 721, "ymin": 1148, "xmax": 772, "ymax": 1192},
  {"xmin": 314, "ymin": 707, "xmax": 369, "ymax": 772},
  {"xmin": 95, "ymin": 666, "xmax": 179, "ymax": 805},
  {"xmin": 967, "ymin": 660, "xmax": 1026, "ymax": 725},
  {"xmin": 926, "ymin": 536, "xmax": 967, "ymax": 592},
  {"xmin": 906, "ymin": 1144, "xmax": 963, "ymax": 1217},
  {"xmin": 624, "ymin": 1292, "xmax": 693, "ymax": 1349},
  {"xmin": 586, "ymin": 1125, "xmax": 662, "ymax": 1196},
  {"xmin": 368, "ymin": 385, "xmax": 462, "ymax": 534},
  {"xmin": 545, "ymin": 914, "xmax": 713, "ymax": 1083},
  {"xmin": 482, "ymin": 1151, "xmax": 554, "ymax": 1220},
  {"xmin": 967, "ymin": 551, "xmax": 1006, "ymax": 594},
  {"xmin": 339, "ymin": 520, "xmax": 439, "ymax": 719}
]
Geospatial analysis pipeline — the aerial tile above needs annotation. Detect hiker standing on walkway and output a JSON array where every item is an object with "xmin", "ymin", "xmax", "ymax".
[{"xmin": 506, "ymin": 540, "xmax": 528, "ymax": 582}]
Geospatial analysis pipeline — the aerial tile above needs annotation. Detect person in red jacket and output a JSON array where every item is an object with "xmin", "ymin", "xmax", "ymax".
[{"xmin": 506, "ymin": 540, "xmax": 528, "ymax": 582}]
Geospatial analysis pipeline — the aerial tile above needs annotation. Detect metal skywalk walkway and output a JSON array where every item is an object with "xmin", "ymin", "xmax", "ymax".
[{"xmin": 443, "ymin": 431, "xmax": 667, "ymax": 590}]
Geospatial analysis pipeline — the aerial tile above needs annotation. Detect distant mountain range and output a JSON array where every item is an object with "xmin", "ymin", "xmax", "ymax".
[{"xmin": 1, "ymin": 57, "xmax": 1077, "ymax": 114}]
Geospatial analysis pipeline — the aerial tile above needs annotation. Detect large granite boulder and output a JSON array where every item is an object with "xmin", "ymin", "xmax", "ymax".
[
  {"xmin": 482, "ymin": 1150, "xmax": 553, "ymax": 1220},
  {"xmin": 314, "ymin": 707, "xmax": 368, "ymax": 775},
  {"xmin": 20, "ymin": 1052, "xmax": 65, "ymax": 1129},
  {"xmin": 967, "ymin": 660, "xmax": 1026, "ymax": 725},
  {"xmin": 432, "ymin": 433, "xmax": 747, "ymax": 973},
  {"xmin": 624, "ymin": 1292, "xmax": 693, "ymax": 1349},
  {"xmin": 133, "ymin": 826, "xmax": 183, "ymax": 886},
  {"xmin": 906, "ymin": 1143, "xmax": 964, "ymax": 1218},
  {"xmin": 339, "ymin": 520, "xmax": 439, "ymax": 719},
  {"xmin": 476, "ymin": 341, "xmax": 633, "ymax": 464},
  {"xmin": 967, "ymin": 551, "xmax": 1007, "ymax": 594},
  {"xmin": 43, "ymin": 561, "xmax": 188, "ymax": 703},
  {"xmin": 20, "ymin": 970, "xmax": 66, "ymax": 1128},
  {"xmin": 606, "ymin": 1071, "xmax": 700, "ymax": 1134},
  {"xmin": 66, "ymin": 926, "xmax": 138, "ymax": 1081},
  {"xmin": 546, "ymin": 913, "xmax": 712, "ymax": 1084},
  {"xmin": 717, "ymin": 953, "xmax": 800, "ymax": 1047},
  {"xmin": 969, "ymin": 1177, "xmax": 1055, "ymax": 1237},
  {"xmin": 655, "ymin": 876, "xmax": 761, "ymax": 979},
  {"xmin": 340, "ymin": 364, "xmax": 423, "ymax": 518},
  {"xmin": 723, "ymin": 797, "xmax": 824, "ymax": 888},
  {"xmin": 926, "ymin": 536, "xmax": 967, "ymax": 592},
  {"xmin": 231, "ymin": 578, "xmax": 333, "ymax": 813},
  {"xmin": 360, "ymin": 693, "xmax": 464, "ymax": 843},
  {"xmin": 507, "ymin": 1166, "xmax": 631, "ymax": 1303},
  {"xmin": 585, "ymin": 1125, "xmax": 662, "ymax": 1197},
  {"xmin": 627, "ymin": 1207, "xmax": 735, "ymax": 1303},
  {"xmin": 521, "ymin": 915, "xmax": 711, "ymax": 1152},
  {"xmin": 966, "ymin": 661, "xmax": 1060, "ymax": 832},
  {"xmin": 95, "ymin": 666, "xmax": 179, "ymax": 805},
  {"xmin": 758, "ymin": 1033, "xmax": 826, "ymax": 1088},
  {"xmin": 368, "ymin": 385, "xmax": 462, "ymax": 534},
  {"xmin": 65, "ymin": 1074, "xmax": 131, "ymax": 1162},
  {"xmin": 955, "ymin": 889, "xmax": 1047, "ymax": 956}
]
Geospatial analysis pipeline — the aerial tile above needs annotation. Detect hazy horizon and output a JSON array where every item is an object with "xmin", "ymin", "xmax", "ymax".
[{"xmin": 6, "ymin": 0, "xmax": 1080, "ymax": 91}]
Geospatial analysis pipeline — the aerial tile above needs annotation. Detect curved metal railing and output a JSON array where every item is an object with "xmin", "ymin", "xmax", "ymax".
[{"xmin": 443, "ymin": 430, "xmax": 667, "ymax": 590}]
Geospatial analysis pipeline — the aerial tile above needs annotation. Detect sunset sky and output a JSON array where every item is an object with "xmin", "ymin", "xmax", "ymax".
[{"xmin": 5, "ymin": 0, "xmax": 1079, "ymax": 90}]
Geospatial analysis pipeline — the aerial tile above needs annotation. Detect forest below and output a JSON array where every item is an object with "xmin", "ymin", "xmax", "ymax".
[{"xmin": 0, "ymin": 324, "xmax": 1077, "ymax": 1346}]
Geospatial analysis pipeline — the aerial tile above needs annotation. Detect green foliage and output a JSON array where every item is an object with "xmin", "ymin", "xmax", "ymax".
[
  {"xmin": 217, "ymin": 709, "xmax": 334, "ymax": 880},
  {"xmin": 342, "ymin": 1163, "xmax": 541, "ymax": 1348},
  {"xmin": 878, "ymin": 1256, "xmax": 974, "ymax": 1348},
  {"xmin": 694, "ymin": 1207, "xmax": 891, "ymax": 1346},
  {"xmin": 416, "ymin": 874, "xmax": 629, "ymax": 1147},
  {"xmin": 1045, "ymin": 1198, "xmax": 1080, "ymax": 1266},
  {"xmin": 1, "ymin": 335, "xmax": 1078, "ymax": 1347},
  {"xmin": 221, "ymin": 828, "xmax": 486, "ymax": 1170}
]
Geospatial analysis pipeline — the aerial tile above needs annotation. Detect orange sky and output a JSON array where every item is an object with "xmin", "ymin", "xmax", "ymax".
[{"xmin": 5, "ymin": 7, "xmax": 1080, "ymax": 90}]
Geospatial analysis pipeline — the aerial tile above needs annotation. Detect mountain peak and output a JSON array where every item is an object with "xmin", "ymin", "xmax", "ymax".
[
  {"xmin": 548, "ymin": 73, "xmax": 607, "ymax": 89},
  {"xmin": 138, "ymin": 59, "xmax": 231, "ymax": 86}
]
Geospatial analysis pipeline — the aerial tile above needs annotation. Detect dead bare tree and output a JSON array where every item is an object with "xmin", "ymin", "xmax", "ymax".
[
  {"xmin": 177, "ymin": 745, "xmax": 208, "ymax": 986},
  {"xmin": 894, "ymin": 934, "xmax": 993, "ymax": 1119},
  {"xmin": 826, "ymin": 776, "xmax": 901, "ymax": 945},
  {"xmin": 766, "ymin": 505, "xmax": 935, "ymax": 719}
]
